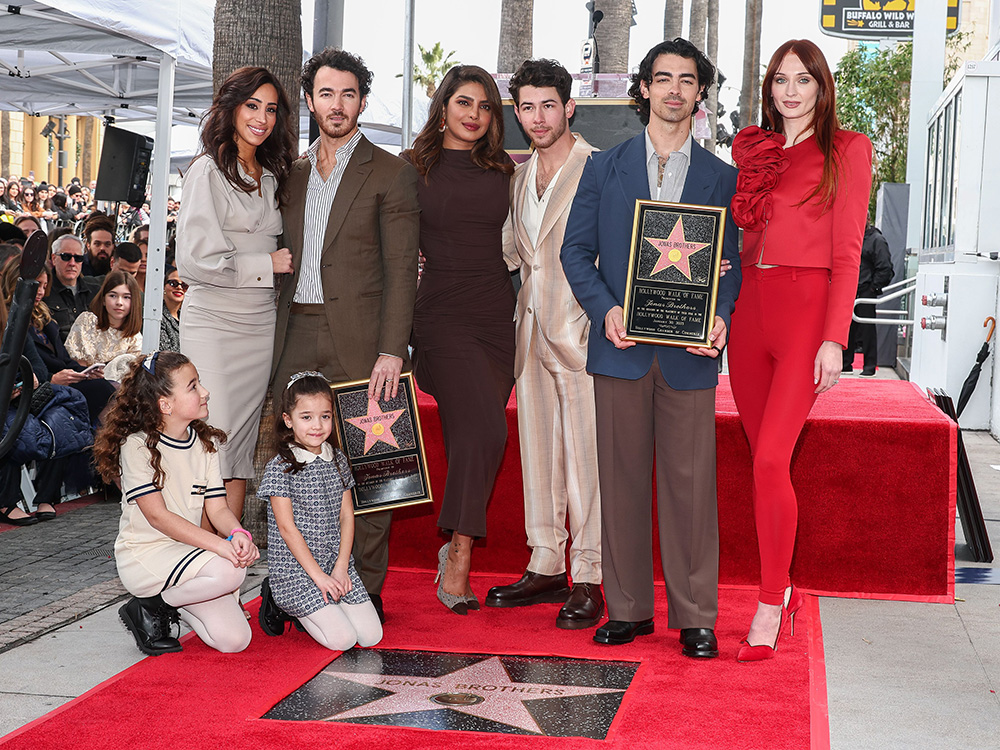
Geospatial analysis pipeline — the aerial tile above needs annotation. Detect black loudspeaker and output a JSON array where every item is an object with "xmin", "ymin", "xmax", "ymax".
[{"xmin": 95, "ymin": 126, "xmax": 154, "ymax": 207}]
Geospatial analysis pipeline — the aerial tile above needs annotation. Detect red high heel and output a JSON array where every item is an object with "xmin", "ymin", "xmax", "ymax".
[{"xmin": 737, "ymin": 586, "xmax": 802, "ymax": 662}]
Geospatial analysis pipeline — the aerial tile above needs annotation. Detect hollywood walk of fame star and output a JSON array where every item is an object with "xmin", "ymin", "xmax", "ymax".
[
  {"xmin": 323, "ymin": 656, "xmax": 626, "ymax": 735},
  {"xmin": 645, "ymin": 216, "xmax": 711, "ymax": 280},
  {"xmin": 345, "ymin": 398, "xmax": 405, "ymax": 454}
]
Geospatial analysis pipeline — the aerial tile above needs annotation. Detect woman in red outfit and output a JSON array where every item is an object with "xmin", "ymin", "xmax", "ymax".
[{"xmin": 728, "ymin": 39, "xmax": 872, "ymax": 661}]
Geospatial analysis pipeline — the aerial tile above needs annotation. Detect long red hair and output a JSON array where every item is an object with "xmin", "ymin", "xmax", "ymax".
[{"xmin": 761, "ymin": 39, "xmax": 841, "ymax": 207}]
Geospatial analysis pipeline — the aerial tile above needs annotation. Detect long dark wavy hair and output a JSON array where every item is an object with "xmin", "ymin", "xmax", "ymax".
[
  {"xmin": 197, "ymin": 66, "xmax": 295, "ymax": 201},
  {"xmin": 90, "ymin": 269, "xmax": 143, "ymax": 338},
  {"xmin": 761, "ymin": 39, "xmax": 842, "ymax": 208},
  {"xmin": 274, "ymin": 374, "xmax": 342, "ymax": 474},
  {"xmin": 405, "ymin": 65, "xmax": 513, "ymax": 178},
  {"xmin": 94, "ymin": 352, "xmax": 226, "ymax": 488}
]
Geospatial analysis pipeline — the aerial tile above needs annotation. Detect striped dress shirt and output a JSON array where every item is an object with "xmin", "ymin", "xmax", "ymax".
[{"xmin": 293, "ymin": 129, "xmax": 364, "ymax": 303}]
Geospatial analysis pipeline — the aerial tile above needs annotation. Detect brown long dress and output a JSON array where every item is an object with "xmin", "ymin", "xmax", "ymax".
[{"xmin": 409, "ymin": 148, "xmax": 514, "ymax": 538}]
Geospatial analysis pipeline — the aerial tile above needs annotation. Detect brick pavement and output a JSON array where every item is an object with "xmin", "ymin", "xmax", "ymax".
[{"xmin": 0, "ymin": 497, "xmax": 269, "ymax": 653}]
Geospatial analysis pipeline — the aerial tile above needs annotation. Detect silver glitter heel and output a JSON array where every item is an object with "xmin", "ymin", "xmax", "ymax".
[{"xmin": 435, "ymin": 543, "xmax": 468, "ymax": 615}]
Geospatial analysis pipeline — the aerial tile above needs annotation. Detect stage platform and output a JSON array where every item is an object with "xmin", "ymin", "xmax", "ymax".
[{"xmin": 391, "ymin": 376, "xmax": 956, "ymax": 603}]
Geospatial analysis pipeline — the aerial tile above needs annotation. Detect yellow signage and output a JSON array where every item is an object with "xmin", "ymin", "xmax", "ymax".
[{"xmin": 819, "ymin": 0, "xmax": 960, "ymax": 39}]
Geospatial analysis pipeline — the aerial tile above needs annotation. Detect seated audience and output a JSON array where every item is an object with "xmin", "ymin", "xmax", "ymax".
[
  {"xmin": 159, "ymin": 266, "xmax": 186, "ymax": 352},
  {"xmin": 65, "ymin": 269, "xmax": 143, "ymax": 380},
  {"xmin": 44, "ymin": 234, "xmax": 101, "ymax": 340}
]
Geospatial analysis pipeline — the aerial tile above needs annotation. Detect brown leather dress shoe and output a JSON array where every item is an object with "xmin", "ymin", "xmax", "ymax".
[
  {"xmin": 556, "ymin": 583, "xmax": 605, "ymax": 629},
  {"xmin": 485, "ymin": 571, "xmax": 571, "ymax": 608}
]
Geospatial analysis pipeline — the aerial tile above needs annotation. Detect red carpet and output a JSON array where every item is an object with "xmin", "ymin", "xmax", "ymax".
[
  {"xmin": 394, "ymin": 377, "xmax": 955, "ymax": 603},
  {"xmin": 0, "ymin": 571, "xmax": 826, "ymax": 749}
]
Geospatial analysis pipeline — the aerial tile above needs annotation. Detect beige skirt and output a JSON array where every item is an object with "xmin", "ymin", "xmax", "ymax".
[
  {"xmin": 116, "ymin": 539, "xmax": 216, "ymax": 598},
  {"xmin": 180, "ymin": 286, "xmax": 275, "ymax": 479}
]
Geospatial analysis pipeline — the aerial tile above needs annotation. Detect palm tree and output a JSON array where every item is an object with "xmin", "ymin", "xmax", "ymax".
[
  {"xmin": 739, "ymin": 0, "xmax": 763, "ymax": 129},
  {"xmin": 705, "ymin": 0, "xmax": 719, "ymax": 152},
  {"xmin": 212, "ymin": 0, "xmax": 303, "ymax": 138},
  {"xmin": 663, "ymin": 0, "xmax": 683, "ymax": 40},
  {"xmin": 398, "ymin": 43, "xmax": 459, "ymax": 98},
  {"xmin": 498, "ymin": 0, "xmax": 533, "ymax": 74},
  {"xmin": 689, "ymin": 0, "xmax": 707, "ymax": 50},
  {"xmin": 593, "ymin": 0, "xmax": 633, "ymax": 75}
]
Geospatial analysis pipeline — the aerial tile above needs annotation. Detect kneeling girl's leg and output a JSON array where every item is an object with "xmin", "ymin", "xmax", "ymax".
[
  {"xmin": 298, "ymin": 600, "xmax": 383, "ymax": 652},
  {"xmin": 161, "ymin": 557, "xmax": 250, "ymax": 653}
]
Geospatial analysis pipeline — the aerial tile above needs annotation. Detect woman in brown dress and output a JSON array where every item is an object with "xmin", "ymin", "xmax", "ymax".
[{"xmin": 404, "ymin": 66, "xmax": 515, "ymax": 615}]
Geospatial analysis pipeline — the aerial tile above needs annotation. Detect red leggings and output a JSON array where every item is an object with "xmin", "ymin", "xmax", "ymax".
[{"xmin": 728, "ymin": 266, "xmax": 830, "ymax": 606}]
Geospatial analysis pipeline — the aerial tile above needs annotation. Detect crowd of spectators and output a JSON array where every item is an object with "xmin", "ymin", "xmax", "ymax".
[{"xmin": 1, "ymin": 174, "xmax": 186, "ymax": 526}]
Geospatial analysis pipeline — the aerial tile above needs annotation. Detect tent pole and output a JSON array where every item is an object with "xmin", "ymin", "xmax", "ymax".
[{"xmin": 143, "ymin": 52, "xmax": 175, "ymax": 354}]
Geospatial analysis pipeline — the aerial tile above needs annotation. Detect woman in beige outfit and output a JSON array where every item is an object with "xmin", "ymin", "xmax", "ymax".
[{"xmin": 176, "ymin": 67, "xmax": 295, "ymax": 520}]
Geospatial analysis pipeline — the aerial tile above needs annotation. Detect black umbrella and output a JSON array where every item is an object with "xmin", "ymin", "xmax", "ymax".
[
  {"xmin": 0, "ymin": 230, "xmax": 48, "ymax": 460},
  {"xmin": 956, "ymin": 316, "xmax": 996, "ymax": 418}
]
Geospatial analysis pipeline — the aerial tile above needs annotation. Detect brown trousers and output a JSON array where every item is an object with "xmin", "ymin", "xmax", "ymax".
[
  {"xmin": 273, "ymin": 308, "xmax": 392, "ymax": 596},
  {"xmin": 593, "ymin": 359, "xmax": 719, "ymax": 628}
]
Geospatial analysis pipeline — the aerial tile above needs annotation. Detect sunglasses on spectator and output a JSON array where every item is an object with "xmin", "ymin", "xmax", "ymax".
[
  {"xmin": 58, "ymin": 253, "xmax": 85, "ymax": 263},
  {"xmin": 165, "ymin": 279, "xmax": 189, "ymax": 291}
]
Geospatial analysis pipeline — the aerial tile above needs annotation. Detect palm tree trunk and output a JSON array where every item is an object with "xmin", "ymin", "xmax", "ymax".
[
  {"xmin": 705, "ymin": 0, "xmax": 719, "ymax": 152},
  {"xmin": 593, "ymin": 0, "xmax": 632, "ymax": 75},
  {"xmin": 213, "ymin": 0, "xmax": 303, "ymax": 140},
  {"xmin": 663, "ymin": 0, "xmax": 683, "ymax": 40},
  {"xmin": 498, "ymin": 0, "xmax": 534, "ymax": 74},
  {"xmin": 739, "ymin": 0, "xmax": 763, "ymax": 129},
  {"xmin": 689, "ymin": 0, "xmax": 707, "ymax": 50}
]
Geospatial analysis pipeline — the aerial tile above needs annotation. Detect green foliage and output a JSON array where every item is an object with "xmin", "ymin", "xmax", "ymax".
[
  {"xmin": 396, "ymin": 42, "xmax": 459, "ymax": 98},
  {"xmin": 835, "ymin": 32, "xmax": 971, "ymax": 218}
]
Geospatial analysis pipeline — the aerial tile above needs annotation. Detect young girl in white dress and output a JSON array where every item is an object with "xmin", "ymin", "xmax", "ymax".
[
  {"xmin": 257, "ymin": 372, "xmax": 383, "ymax": 651},
  {"xmin": 94, "ymin": 351, "xmax": 259, "ymax": 656}
]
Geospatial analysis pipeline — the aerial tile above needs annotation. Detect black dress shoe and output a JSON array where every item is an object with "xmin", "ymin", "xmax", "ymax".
[
  {"xmin": 860, "ymin": 367, "xmax": 877, "ymax": 377},
  {"xmin": 593, "ymin": 618, "xmax": 654, "ymax": 645},
  {"xmin": 679, "ymin": 628, "xmax": 718, "ymax": 658},
  {"xmin": 258, "ymin": 577, "xmax": 290, "ymax": 636},
  {"xmin": 119, "ymin": 595, "xmax": 182, "ymax": 656},
  {"xmin": 0, "ymin": 508, "xmax": 38, "ymax": 526},
  {"xmin": 556, "ymin": 583, "xmax": 605, "ymax": 629},
  {"xmin": 485, "ymin": 571, "xmax": 571, "ymax": 608}
]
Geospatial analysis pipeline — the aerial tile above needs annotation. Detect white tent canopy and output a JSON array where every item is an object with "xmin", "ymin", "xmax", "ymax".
[
  {"xmin": 0, "ymin": 0, "xmax": 215, "ymax": 351},
  {"xmin": 0, "ymin": 1, "xmax": 213, "ymax": 125}
]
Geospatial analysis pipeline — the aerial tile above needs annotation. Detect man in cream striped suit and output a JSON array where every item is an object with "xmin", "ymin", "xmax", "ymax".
[{"xmin": 485, "ymin": 59, "xmax": 603, "ymax": 629}]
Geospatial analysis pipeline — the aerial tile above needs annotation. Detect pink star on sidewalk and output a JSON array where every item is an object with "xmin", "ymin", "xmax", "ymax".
[
  {"xmin": 345, "ymin": 398, "xmax": 404, "ymax": 454},
  {"xmin": 645, "ymin": 216, "xmax": 710, "ymax": 280}
]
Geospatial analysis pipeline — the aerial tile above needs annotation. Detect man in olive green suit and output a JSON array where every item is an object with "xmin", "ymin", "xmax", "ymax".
[{"xmin": 271, "ymin": 48, "xmax": 420, "ymax": 620}]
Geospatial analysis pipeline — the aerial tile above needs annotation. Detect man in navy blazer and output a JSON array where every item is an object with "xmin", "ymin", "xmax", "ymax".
[{"xmin": 560, "ymin": 38, "xmax": 741, "ymax": 657}]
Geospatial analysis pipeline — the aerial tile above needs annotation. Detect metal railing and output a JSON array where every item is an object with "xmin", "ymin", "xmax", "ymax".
[{"xmin": 852, "ymin": 277, "xmax": 918, "ymax": 325}]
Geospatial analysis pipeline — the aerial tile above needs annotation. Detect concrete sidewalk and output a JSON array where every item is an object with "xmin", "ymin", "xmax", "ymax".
[{"xmin": 1, "ymin": 396, "xmax": 998, "ymax": 747}]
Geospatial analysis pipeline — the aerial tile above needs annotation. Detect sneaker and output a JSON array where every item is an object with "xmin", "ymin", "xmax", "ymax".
[{"xmin": 860, "ymin": 367, "xmax": 877, "ymax": 377}]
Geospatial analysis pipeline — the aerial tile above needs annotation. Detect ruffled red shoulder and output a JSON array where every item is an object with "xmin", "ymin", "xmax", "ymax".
[{"xmin": 729, "ymin": 126, "xmax": 789, "ymax": 232}]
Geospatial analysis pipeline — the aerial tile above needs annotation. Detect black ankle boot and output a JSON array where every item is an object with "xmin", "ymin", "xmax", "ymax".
[
  {"xmin": 258, "ymin": 577, "xmax": 291, "ymax": 636},
  {"xmin": 119, "ymin": 595, "xmax": 183, "ymax": 656}
]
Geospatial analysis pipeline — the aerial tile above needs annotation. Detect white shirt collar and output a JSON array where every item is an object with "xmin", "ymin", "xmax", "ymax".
[
  {"xmin": 289, "ymin": 442, "xmax": 335, "ymax": 464},
  {"xmin": 644, "ymin": 128, "xmax": 692, "ymax": 166}
]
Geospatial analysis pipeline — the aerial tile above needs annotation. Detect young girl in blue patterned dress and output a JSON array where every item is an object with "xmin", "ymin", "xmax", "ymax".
[{"xmin": 257, "ymin": 372, "xmax": 383, "ymax": 651}]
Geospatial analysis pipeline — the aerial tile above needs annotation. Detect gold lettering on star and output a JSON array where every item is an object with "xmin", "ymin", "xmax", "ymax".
[
  {"xmin": 644, "ymin": 216, "xmax": 710, "ymax": 280},
  {"xmin": 345, "ymin": 398, "xmax": 404, "ymax": 454}
]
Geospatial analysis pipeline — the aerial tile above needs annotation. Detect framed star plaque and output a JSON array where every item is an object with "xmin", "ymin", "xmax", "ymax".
[
  {"xmin": 622, "ymin": 200, "xmax": 727, "ymax": 347},
  {"xmin": 330, "ymin": 373, "xmax": 433, "ymax": 515}
]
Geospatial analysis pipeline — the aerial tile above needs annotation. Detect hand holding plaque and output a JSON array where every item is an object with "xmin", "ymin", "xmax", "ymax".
[
  {"xmin": 332, "ymin": 373, "xmax": 433, "ymax": 515},
  {"xmin": 622, "ymin": 200, "xmax": 727, "ymax": 348}
]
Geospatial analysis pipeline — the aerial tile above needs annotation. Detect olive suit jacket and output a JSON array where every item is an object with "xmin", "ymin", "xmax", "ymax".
[{"xmin": 270, "ymin": 135, "xmax": 420, "ymax": 384}]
